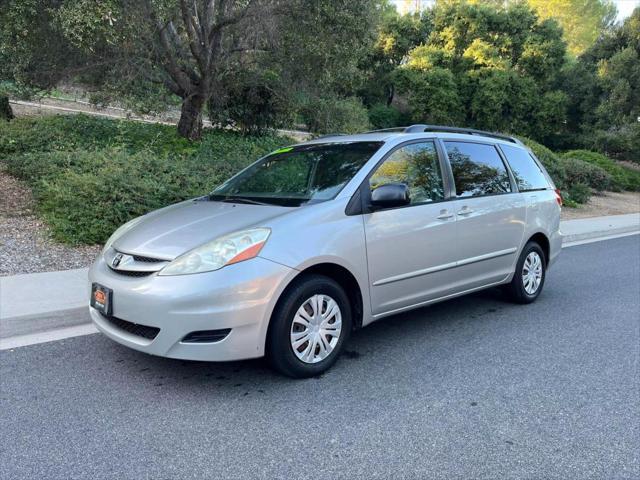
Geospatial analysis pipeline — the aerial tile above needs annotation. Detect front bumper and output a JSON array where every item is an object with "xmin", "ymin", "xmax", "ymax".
[{"xmin": 89, "ymin": 256, "xmax": 296, "ymax": 361}]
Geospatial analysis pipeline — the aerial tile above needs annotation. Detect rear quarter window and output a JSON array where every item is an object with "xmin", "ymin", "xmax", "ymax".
[{"xmin": 500, "ymin": 144, "xmax": 550, "ymax": 192}]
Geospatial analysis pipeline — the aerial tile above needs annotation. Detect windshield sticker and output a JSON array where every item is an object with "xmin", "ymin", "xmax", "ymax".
[{"xmin": 272, "ymin": 147, "xmax": 294, "ymax": 154}]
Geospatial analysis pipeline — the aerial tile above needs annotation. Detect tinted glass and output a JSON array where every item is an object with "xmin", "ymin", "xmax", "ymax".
[
  {"xmin": 445, "ymin": 141, "xmax": 511, "ymax": 197},
  {"xmin": 500, "ymin": 144, "xmax": 550, "ymax": 192},
  {"xmin": 369, "ymin": 141, "xmax": 444, "ymax": 205},
  {"xmin": 210, "ymin": 142, "xmax": 382, "ymax": 206}
]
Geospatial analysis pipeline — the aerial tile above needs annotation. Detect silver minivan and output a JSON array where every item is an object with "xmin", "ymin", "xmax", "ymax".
[{"xmin": 89, "ymin": 125, "xmax": 562, "ymax": 377}]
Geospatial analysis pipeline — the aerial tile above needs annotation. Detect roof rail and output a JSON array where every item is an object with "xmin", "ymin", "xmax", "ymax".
[
  {"xmin": 312, "ymin": 133, "xmax": 348, "ymax": 140},
  {"xmin": 363, "ymin": 127, "xmax": 407, "ymax": 134},
  {"xmin": 403, "ymin": 124, "xmax": 523, "ymax": 144}
]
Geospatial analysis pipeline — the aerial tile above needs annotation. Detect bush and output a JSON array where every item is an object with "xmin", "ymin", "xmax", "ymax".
[
  {"xmin": 0, "ymin": 115, "xmax": 290, "ymax": 244},
  {"xmin": 562, "ymin": 150, "xmax": 640, "ymax": 191},
  {"xmin": 520, "ymin": 138, "xmax": 611, "ymax": 205},
  {"xmin": 0, "ymin": 95, "xmax": 13, "ymax": 121},
  {"xmin": 521, "ymin": 137, "xmax": 566, "ymax": 188},
  {"xmin": 566, "ymin": 183, "xmax": 592, "ymax": 204},
  {"xmin": 558, "ymin": 157, "xmax": 612, "ymax": 191},
  {"xmin": 210, "ymin": 70, "xmax": 295, "ymax": 136},
  {"xmin": 368, "ymin": 104, "xmax": 403, "ymax": 129},
  {"xmin": 300, "ymin": 96, "xmax": 371, "ymax": 134},
  {"xmin": 589, "ymin": 124, "xmax": 640, "ymax": 164}
]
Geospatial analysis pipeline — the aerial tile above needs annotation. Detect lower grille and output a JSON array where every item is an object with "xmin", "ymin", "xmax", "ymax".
[
  {"xmin": 103, "ymin": 315, "xmax": 160, "ymax": 340},
  {"xmin": 181, "ymin": 329, "xmax": 231, "ymax": 343},
  {"xmin": 107, "ymin": 267, "xmax": 154, "ymax": 277}
]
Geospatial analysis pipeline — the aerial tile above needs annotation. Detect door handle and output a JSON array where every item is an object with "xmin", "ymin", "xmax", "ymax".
[
  {"xmin": 436, "ymin": 210, "xmax": 454, "ymax": 220},
  {"xmin": 457, "ymin": 207, "xmax": 474, "ymax": 216}
]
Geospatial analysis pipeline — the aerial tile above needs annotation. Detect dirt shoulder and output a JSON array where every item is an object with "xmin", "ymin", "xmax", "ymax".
[
  {"xmin": 561, "ymin": 191, "xmax": 640, "ymax": 220},
  {"xmin": 0, "ymin": 167, "xmax": 101, "ymax": 276}
]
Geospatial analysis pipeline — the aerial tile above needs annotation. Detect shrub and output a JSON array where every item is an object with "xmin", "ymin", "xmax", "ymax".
[
  {"xmin": 300, "ymin": 96, "xmax": 371, "ymax": 134},
  {"xmin": 0, "ymin": 95, "xmax": 13, "ymax": 121},
  {"xmin": 558, "ymin": 157, "xmax": 612, "ymax": 191},
  {"xmin": 566, "ymin": 183, "xmax": 592, "ymax": 204},
  {"xmin": 210, "ymin": 70, "xmax": 295, "ymax": 136},
  {"xmin": 368, "ymin": 104, "xmax": 403, "ymax": 129},
  {"xmin": 0, "ymin": 115, "xmax": 290, "ymax": 244},
  {"xmin": 589, "ymin": 124, "xmax": 640, "ymax": 164},
  {"xmin": 562, "ymin": 149, "xmax": 640, "ymax": 191},
  {"xmin": 521, "ymin": 137, "xmax": 566, "ymax": 188}
]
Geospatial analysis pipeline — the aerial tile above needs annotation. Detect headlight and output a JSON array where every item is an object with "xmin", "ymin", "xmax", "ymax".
[
  {"xmin": 159, "ymin": 228, "xmax": 271, "ymax": 276},
  {"xmin": 102, "ymin": 216, "xmax": 144, "ymax": 254}
]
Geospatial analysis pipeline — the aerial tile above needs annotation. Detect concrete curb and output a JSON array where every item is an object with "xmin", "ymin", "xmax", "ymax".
[
  {"xmin": 560, "ymin": 213, "xmax": 639, "ymax": 243},
  {"xmin": 1, "ymin": 213, "xmax": 638, "ymax": 345}
]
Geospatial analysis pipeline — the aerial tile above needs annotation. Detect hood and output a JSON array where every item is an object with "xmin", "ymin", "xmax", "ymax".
[{"xmin": 112, "ymin": 199, "xmax": 291, "ymax": 259}]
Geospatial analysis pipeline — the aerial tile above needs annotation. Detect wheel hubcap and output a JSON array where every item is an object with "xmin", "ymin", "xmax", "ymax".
[
  {"xmin": 290, "ymin": 294, "xmax": 342, "ymax": 364},
  {"xmin": 522, "ymin": 251, "xmax": 543, "ymax": 295}
]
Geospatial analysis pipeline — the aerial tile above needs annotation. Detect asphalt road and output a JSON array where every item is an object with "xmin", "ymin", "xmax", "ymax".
[{"xmin": 1, "ymin": 236, "xmax": 639, "ymax": 479}]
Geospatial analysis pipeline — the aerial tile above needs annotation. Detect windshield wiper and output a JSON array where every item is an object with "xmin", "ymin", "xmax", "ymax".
[{"xmin": 218, "ymin": 196, "xmax": 270, "ymax": 206}]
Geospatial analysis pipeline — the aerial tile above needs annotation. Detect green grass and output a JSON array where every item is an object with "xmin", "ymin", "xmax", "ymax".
[{"xmin": 0, "ymin": 115, "xmax": 291, "ymax": 244}]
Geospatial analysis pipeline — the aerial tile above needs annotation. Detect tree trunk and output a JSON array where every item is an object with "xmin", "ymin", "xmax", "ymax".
[
  {"xmin": 177, "ymin": 93, "xmax": 205, "ymax": 140},
  {"xmin": 0, "ymin": 95, "xmax": 14, "ymax": 121}
]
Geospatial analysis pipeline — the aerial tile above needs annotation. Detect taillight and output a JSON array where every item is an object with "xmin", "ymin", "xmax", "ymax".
[{"xmin": 554, "ymin": 188, "xmax": 563, "ymax": 207}]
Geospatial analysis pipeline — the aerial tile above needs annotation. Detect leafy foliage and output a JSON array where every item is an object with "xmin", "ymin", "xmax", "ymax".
[
  {"xmin": 562, "ymin": 150, "xmax": 640, "ymax": 191},
  {"xmin": 562, "ymin": 8, "xmax": 640, "ymax": 161},
  {"xmin": 528, "ymin": 0, "xmax": 616, "ymax": 56},
  {"xmin": 375, "ymin": 1, "xmax": 569, "ymax": 146},
  {"xmin": 558, "ymin": 157, "xmax": 612, "ymax": 192},
  {"xmin": 0, "ymin": 115, "xmax": 290, "ymax": 243},
  {"xmin": 300, "ymin": 96, "xmax": 371, "ymax": 134},
  {"xmin": 368, "ymin": 104, "xmax": 404, "ymax": 129}
]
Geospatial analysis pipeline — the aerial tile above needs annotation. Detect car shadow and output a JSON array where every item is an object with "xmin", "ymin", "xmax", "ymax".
[{"xmin": 97, "ymin": 286, "xmax": 519, "ymax": 395}]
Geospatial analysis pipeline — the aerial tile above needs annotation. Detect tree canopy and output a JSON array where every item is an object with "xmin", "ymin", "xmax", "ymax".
[{"xmin": 0, "ymin": 0, "xmax": 638, "ymax": 159}]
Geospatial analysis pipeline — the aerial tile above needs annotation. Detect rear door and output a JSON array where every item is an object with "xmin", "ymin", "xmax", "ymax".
[
  {"xmin": 443, "ymin": 140, "xmax": 526, "ymax": 290},
  {"xmin": 498, "ymin": 142, "xmax": 558, "ymax": 224},
  {"xmin": 363, "ymin": 140, "xmax": 458, "ymax": 315}
]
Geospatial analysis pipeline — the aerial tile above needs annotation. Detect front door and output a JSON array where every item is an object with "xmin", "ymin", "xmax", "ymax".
[{"xmin": 363, "ymin": 141, "xmax": 458, "ymax": 316}]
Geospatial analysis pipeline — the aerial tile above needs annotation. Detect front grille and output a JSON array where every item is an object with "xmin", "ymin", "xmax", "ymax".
[
  {"xmin": 107, "ymin": 267, "xmax": 154, "ymax": 277},
  {"xmin": 103, "ymin": 315, "xmax": 160, "ymax": 340},
  {"xmin": 132, "ymin": 254, "xmax": 164, "ymax": 263}
]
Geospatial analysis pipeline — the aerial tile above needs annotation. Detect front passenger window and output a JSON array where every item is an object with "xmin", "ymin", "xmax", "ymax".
[{"xmin": 369, "ymin": 141, "xmax": 444, "ymax": 205}]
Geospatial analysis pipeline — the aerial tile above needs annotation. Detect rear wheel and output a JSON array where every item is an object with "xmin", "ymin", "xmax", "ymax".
[
  {"xmin": 267, "ymin": 274, "xmax": 351, "ymax": 378},
  {"xmin": 504, "ymin": 241, "xmax": 546, "ymax": 304}
]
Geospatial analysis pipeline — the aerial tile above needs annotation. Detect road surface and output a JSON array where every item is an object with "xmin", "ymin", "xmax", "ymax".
[{"xmin": 1, "ymin": 236, "xmax": 639, "ymax": 479}]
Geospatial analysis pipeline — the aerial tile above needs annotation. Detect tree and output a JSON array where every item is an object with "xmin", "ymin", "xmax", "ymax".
[
  {"xmin": 1, "ymin": 0, "xmax": 277, "ymax": 140},
  {"xmin": 562, "ymin": 7, "xmax": 640, "ymax": 160},
  {"xmin": 527, "ymin": 0, "xmax": 616, "ymax": 56},
  {"xmin": 385, "ymin": 1, "xmax": 569, "ymax": 144}
]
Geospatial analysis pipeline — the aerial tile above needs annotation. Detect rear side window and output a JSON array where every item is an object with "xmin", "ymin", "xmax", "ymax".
[
  {"xmin": 444, "ymin": 141, "xmax": 511, "ymax": 197},
  {"xmin": 499, "ymin": 144, "xmax": 550, "ymax": 192}
]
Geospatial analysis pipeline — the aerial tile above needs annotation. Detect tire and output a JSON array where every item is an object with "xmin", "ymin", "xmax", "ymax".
[
  {"xmin": 504, "ymin": 241, "xmax": 546, "ymax": 304},
  {"xmin": 267, "ymin": 274, "xmax": 352, "ymax": 378}
]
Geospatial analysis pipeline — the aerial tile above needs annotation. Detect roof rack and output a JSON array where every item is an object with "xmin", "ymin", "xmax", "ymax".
[
  {"xmin": 312, "ymin": 133, "xmax": 348, "ymax": 140},
  {"xmin": 363, "ymin": 127, "xmax": 407, "ymax": 134},
  {"xmin": 403, "ymin": 124, "xmax": 523, "ymax": 144}
]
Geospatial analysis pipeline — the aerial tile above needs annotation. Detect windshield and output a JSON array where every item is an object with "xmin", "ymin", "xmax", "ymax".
[{"xmin": 209, "ymin": 142, "xmax": 383, "ymax": 207}]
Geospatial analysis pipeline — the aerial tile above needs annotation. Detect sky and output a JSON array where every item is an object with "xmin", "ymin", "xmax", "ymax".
[{"xmin": 392, "ymin": 0, "xmax": 640, "ymax": 22}]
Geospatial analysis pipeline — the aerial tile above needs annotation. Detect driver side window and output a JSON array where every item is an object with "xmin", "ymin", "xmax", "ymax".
[{"xmin": 369, "ymin": 141, "xmax": 444, "ymax": 205}]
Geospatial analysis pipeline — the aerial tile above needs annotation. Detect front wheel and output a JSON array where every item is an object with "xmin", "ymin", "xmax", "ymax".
[
  {"xmin": 504, "ymin": 242, "xmax": 546, "ymax": 304},
  {"xmin": 267, "ymin": 274, "xmax": 352, "ymax": 378}
]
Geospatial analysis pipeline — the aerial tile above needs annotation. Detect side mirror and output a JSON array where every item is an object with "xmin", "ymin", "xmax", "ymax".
[{"xmin": 370, "ymin": 183, "xmax": 410, "ymax": 209}]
